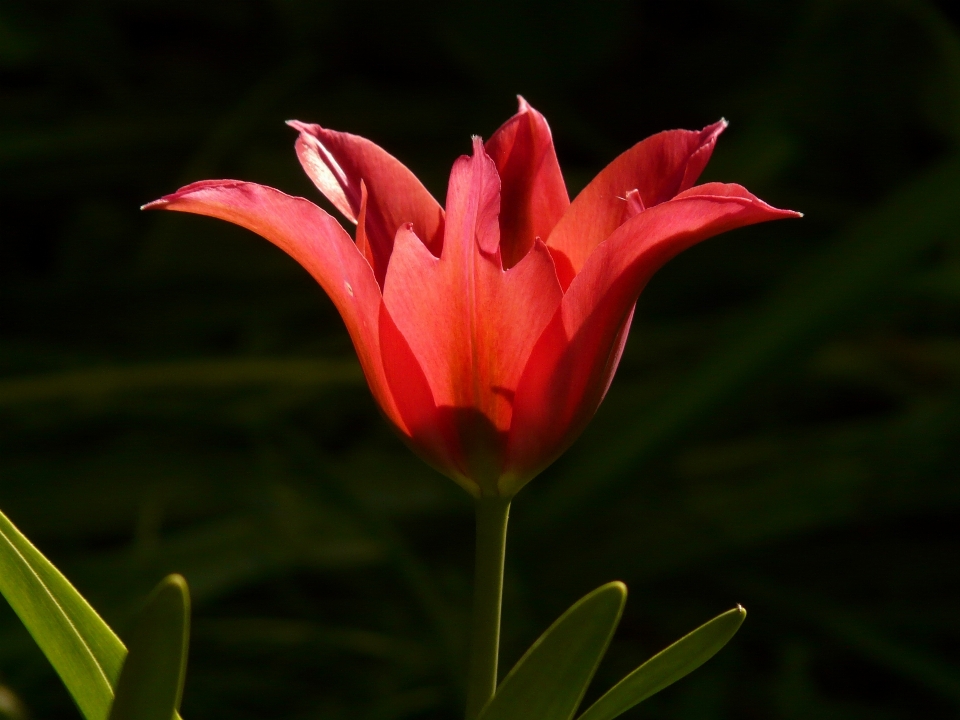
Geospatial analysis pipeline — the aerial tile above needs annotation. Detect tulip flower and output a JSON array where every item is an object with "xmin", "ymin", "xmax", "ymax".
[{"xmin": 144, "ymin": 98, "xmax": 798, "ymax": 500}]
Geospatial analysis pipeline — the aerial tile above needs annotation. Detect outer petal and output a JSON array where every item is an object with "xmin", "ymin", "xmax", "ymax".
[
  {"xmin": 547, "ymin": 121, "xmax": 727, "ymax": 289},
  {"xmin": 381, "ymin": 141, "xmax": 563, "ymax": 494},
  {"xmin": 377, "ymin": 301, "xmax": 477, "ymax": 495},
  {"xmin": 503, "ymin": 183, "xmax": 800, "ymax": 494},
  {"xmin": 287, "ymin": 121, "xmax": 445, "ymax": 286},
  {"xmin": 142, "ymin": 180, "xmax": 404, "ymax": 433},
  {"xmin": 485, "ymin": 97, "xmax": 570, "ymax": 269}
]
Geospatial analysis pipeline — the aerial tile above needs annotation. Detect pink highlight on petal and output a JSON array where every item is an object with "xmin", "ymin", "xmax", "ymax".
[{"xmin": 288, "ymin": 120, "xmax": 445, "ymax": 286}]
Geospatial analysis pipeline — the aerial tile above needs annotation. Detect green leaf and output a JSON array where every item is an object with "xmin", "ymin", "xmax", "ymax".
[
  {"xmin": 577, "ymin": 606, "xmax": 746, "ymax": 720},
  {"xmin": 0, "ymin": 507, "xmax": 126, "ymax": 720},
  {"xmin": 108, "ymin": 575, "xmax": 190, "ymax": 720},
  {"xmin": 478, "ymin": 582, "xmax": 627, "ymax": 720}
]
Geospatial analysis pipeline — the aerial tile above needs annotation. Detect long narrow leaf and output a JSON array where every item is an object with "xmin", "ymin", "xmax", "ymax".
[
  {"xmin": 0, "ymin": 507, "xmax": 125, "ymax": 720},
  {"xmin": 478, "ymin": 582, "xmax": 627, "ymax": 720},
  {"xmin": 577, "ymin": 606, "xmax": 746, "ymax": 720},
  {"xmin": 108, "ymin": 575, "xmax": 190, "ymax": 720}
]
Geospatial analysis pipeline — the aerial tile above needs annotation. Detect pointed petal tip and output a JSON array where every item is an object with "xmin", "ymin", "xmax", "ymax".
[
  {"xmin": 770, "ymin": 205, "xmax": 803, "ymax": 219},
  {"xmin": 516, "ymin": 94, "xmax": 531, "ymax": 112},
  {"xmin": 140, "ymin": 180, "xmax": 247, "ymax": 211},
  {"xmin": 285, "ymin": 119, "xmax": 311, "ymax": 132},
  {"xmin": 704, "ymin": 118, "xmax": 728, "ymax": 141},
  {"xmin": 287, "ymin": 119, "xmax": 328, "ymax": 138},
  {"xmin": 747, "ymin": 194, "xmax": 802, "ymax": 219},
  {"xmin": 141, "ymin": 198, "xmax": 168, "ymax": 211}
]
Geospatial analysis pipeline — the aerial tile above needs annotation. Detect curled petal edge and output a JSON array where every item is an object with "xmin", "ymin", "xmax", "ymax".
[{"xmin": 288, "ymin": 121, "xmax": 445, "ymax": 286}]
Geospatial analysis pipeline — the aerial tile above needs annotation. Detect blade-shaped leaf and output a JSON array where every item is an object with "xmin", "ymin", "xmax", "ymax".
[
  {"xmin": 577, "ymin": 606, "xmax": 746, "ymax": 720},
  {"xmin": 478, "ymin": 581, "xmax": 627, "ymax": 720},
  {"xmin": 108, "ymin": 575, "xmax": 190, "ymax": 720},
  {"xmin": 0, "ymin": 507, "xmax": 126, "ymax": 720}
]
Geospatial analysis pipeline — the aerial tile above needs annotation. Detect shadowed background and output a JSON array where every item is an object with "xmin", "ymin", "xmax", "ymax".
[{"xmin": 2, "ymin": 0, "xmax": 959, "ymax": 718}]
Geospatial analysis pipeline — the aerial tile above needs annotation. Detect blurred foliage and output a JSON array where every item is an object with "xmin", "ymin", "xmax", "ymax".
[{"xmin": 1, "ymin": 0, "xmax": 959, "ymax": 718}]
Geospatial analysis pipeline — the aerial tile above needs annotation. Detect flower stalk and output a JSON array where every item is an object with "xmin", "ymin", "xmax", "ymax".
[{"xmin": 465, "ymin": 496, "xmax": 511, "ymax": 720}]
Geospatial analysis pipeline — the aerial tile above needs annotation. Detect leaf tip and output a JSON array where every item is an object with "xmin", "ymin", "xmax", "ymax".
[
  {"xmin": 161, "ymin": 574, "xmax": 188, "ymax": 591},
  {"xmin": 603, "ymin": 580, "xmax": 628, "ymax": 600}
]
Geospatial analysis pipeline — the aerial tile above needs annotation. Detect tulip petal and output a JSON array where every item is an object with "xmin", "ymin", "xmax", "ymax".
[
  {"xmin": 504, "ymin": 184, "xmax": 800, "ymax": 492},
  {"xmin": 547, "ymin": 121, "xmax": 727, "ymax": 289},
  {"xmin": 485, "ymin": 97, "xmax": 570, "ymax": 269},
  {"xmin": 288, "ymin": 120, "xmax": 445, "ymax": 285},
  {"xmin": 142, "ymin": 181, "xmax": 404, "ymax": 433},
  {"xmin": 382, "ymin": 141, "xmax": 563, "ymax": 491},
  {"xmin": 355, "ymin": 179, "xmax": 376, "ymax": 270},
  {"xmin": 377, "ymin": 301, "xmax": 480, "ymax": 495}
]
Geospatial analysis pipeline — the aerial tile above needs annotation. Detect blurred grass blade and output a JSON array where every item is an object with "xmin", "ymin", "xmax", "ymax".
[
  {"xmin": 108, "ymin": 575, "xmax": 190, "ymax": 720},
  {"xmin": 478, "ymin": 582, "xmax": 626, "ymax": 720},
  {"xmin": 0, "ymin": 358, "xmax": 362, "ymax": 408},
  {"xmin": 0, "ymin": 507, "xmax": 125, "ymax": 720},
  {"xmin": 577, "ymin": 606, "xmax": 746, "ymax": 720}
]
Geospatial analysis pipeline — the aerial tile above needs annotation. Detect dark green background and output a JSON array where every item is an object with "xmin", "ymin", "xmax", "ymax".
[{"xmin": 2, "ymin": 1, "xmax": 959, "ymax": 718}]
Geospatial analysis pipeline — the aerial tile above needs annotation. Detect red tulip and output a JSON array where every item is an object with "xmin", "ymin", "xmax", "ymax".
[{"xmin": 144, "ymin": 98, "xmax": 799, "ymax": 498}]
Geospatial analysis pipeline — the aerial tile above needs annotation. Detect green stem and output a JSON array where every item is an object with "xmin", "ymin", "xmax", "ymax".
[{"xmin": 464, "ymin": 496, "xmax": 511, "ymax": 720}]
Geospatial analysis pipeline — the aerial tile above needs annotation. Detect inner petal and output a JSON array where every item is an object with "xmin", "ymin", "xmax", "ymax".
[{"xmin": 382, "ymin": 141, "xmax": 563, "ymax": 442}]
